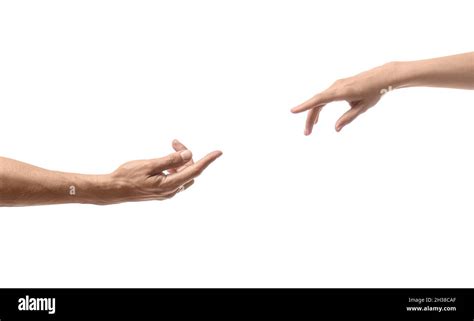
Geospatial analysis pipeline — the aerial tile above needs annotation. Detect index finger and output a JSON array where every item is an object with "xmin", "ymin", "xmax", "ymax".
[
  {"xmin": 291, "ymin": 89, "xmax": 340, "ymax": 114},
  {"xmin": 163, "ymin": 150, "xmax": 223, "ymax": 188}
]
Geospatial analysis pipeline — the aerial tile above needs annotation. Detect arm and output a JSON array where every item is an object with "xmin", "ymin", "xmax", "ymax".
[
  {"xmin": 291, "ymin": 52, "xmax": 474, "ymax": 134},
  {"xmin": 398, "ymin": 52, "xmax": 474, "ymax": 90},
  {"xmin": 0, "ymin": 140, "xmax": 222, "ymax": 206}
]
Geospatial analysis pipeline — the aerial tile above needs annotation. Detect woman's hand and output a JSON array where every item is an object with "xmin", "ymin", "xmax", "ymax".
[
  {"xmin": 292, "ymin": 52, "xmax": 474, "ymax": 135},
  {"xmin": 291, "ymin": 62, "xmax": 399, "ymax": 134}
]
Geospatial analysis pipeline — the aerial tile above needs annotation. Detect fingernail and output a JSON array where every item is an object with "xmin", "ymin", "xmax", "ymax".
[
  {"xmin": 304, "ymin": 129, "xmax": 309, "ymax": 136},
  {"xmin": 180, "ymin": 150, "xmax": 192, "ymax": 161}
]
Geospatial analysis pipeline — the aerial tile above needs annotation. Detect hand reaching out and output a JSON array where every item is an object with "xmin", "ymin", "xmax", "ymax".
[
  {"xmin": 0, "ymin": 140, "xmax": 222, "ymax": 206},
  {"xmin": 102, "ymin": 140, "xmax": 222, "ymax": 204},
  {"xmin": 291, "ymin": 52, "xmax": 474, "ymax": 135},
  {"xmin": 291, "ymin": 63, "xmax": 397, "ymax": 134}
]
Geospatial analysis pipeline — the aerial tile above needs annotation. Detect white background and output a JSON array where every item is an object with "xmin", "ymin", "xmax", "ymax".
[{"xmin": 0, "ymin": 0, "xmax": 473, "ymax": 287}]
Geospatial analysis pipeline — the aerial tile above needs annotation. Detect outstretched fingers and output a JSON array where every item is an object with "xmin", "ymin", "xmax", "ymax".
[
  {"xmin": 163, "ymin": 151, "xmax": 223, "ymax": 188},
  {"xmin": 335, "ymin": 103, "xmax": 366, "ymax": 132},
  {"xmin": 291, "ymin": 89, "xmax": 340, "ymax": 114},
  {"xmin": 304, "ymin": 105, "xmax": 323, "ymax": 135}
]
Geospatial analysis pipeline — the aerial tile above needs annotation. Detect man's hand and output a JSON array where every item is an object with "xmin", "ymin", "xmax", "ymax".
[
  {"xmin": 0, "ymin": 140, "xmax": 222, "ymax": 206},
  {"xmin": 105, "ymin": 140, "xmax": 221, "ymax": 204}
]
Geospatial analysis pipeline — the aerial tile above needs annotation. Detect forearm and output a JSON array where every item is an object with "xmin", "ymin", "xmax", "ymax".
[
  {"xmin": 0, "ymin": 142, "xmax": 222, "ymax": 207},
  {"xmin": 0, "ymin": 157, "xmax": 112, "ymax": 206},
  {"xmin": 394, "ymin": 52, "xmax": 474, "ymax": 90}
]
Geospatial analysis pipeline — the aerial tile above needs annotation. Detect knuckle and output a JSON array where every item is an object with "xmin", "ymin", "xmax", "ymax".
[
  {"xmin": 343, "ymin": 85, "xmax": 357, "ymax": 97},
  {"xmin": 332, "ymin": 78, "xmax": 344, "ymax": 86},
  {"xmin": 331, "ymin": 78, "xmax": 357, "ymax": 97},
  {"xmin": 164, "ymin": 154, "xmax": 179, "ymax": 166}
]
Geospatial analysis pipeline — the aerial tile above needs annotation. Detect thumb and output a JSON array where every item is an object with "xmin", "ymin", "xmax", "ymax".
[
  {"xmin": 151, "ymin": 150, "xmax": 193, "ymax": 173},
  {"xmin": 335, "ymin": 106, "xmax": 364, "ymax": 132}
]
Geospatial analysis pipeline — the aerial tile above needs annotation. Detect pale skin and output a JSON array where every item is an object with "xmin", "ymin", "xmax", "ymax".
[
  {"xmin": 0, "ymin": 140, "xmax": 222, "ymax": 206},
  {"xmin": 291, "ymin": 52, "xmax": 474, "ymax": 134}
]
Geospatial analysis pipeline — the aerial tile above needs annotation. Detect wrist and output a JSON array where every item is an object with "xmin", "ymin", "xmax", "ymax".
[
  {"xmin": 380, "ymin": 61, "xmax": 407, "ymax": 89},
  {"xmin": 68, "ymin": 173, "xmax": 118, "ymax": 205},
  {"xmin": 386, "ymin": 60, "xmax": 424, "ymax": 89}
]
